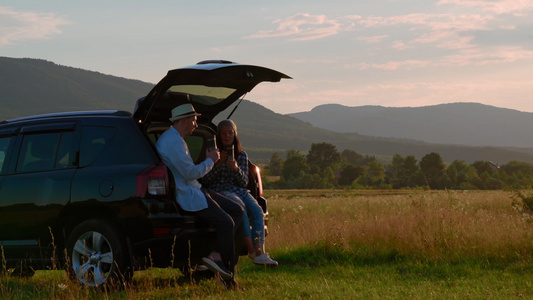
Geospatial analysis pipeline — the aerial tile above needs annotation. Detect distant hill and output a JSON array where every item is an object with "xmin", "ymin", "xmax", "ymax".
[
  {"xmin": 289, "ymin": 103, "xmax": 533, "ymax": 148},
  {"xmin": 0, "ymin": 56, "xmax": 153, "ymax": 120},
  {"xmin": 221, "ymin": 101, "xmax": 533, "ymax": 165},
  {"xmin": 2, "ymin": 56, "xmax": 533, "ymax": 165}
]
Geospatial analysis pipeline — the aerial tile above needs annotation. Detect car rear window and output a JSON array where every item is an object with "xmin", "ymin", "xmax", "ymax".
[{"xmin": 167, "ymin": 85, "xmax": 236, "ymax": 106}]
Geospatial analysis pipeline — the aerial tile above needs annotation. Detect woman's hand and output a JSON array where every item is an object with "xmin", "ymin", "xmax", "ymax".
[
  {"xmin": 226, "ymin": 159, "xmax": 238, "ymax": 172},
  {"xmin": 215, "ymin": 150, "xmax": 238, "ymax": 172}
]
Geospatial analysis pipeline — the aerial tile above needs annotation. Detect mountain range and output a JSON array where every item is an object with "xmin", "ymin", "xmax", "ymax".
[
  {"xmin": 2, "ymin": 56, "xmax": 533, "ymax": 165},
  {"xmin": 289, "ymin": 103, "xmax": 533, "ymax": 148}
]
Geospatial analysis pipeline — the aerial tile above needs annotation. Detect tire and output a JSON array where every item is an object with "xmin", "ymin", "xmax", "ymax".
[{"xmin": 65, "ymin": 219, "xmax": 132, "ymax": 287}]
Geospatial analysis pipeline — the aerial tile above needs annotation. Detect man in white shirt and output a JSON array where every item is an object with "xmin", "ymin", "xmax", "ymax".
[{"xmin": 156, "ymin": 103, "xmax": 243, "ymax": 288}]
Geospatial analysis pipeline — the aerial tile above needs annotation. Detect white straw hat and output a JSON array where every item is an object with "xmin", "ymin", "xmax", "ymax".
[{"xmin": 169, "ymin": 104, "xmax": 201, "ymax": 122}]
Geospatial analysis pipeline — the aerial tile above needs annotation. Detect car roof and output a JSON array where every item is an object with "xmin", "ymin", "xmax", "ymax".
[
  {"xmin": 133, "ymin": 60, "xmax": 291, "ymax": 127},
  {"xmin": 1, "ymin": 110, "xmax": 131, "ymax": 125}
]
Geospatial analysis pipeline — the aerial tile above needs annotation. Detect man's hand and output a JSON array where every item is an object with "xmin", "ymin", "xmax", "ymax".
[
  {"xmin": 206, "ymin": 148, "xmax": 220, "ymax": 163},
  {"xmin": 215, "ymin": 150, "xmax": 228, "ymax": 166}
]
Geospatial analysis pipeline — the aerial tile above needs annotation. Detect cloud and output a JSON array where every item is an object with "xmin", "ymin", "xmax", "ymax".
[
  {"xmin": 247, "ymin": 11, "xmax": 494, "ymax": 47},
  {"xmin": 440, "ymin": 46, "xmax": 533, "ymax": 66},
  {"xmin": 437, "ymin": 36, "xmax": 475, "ymax": 49},
  {"xmin": 356, "ymin": 46, "xmax": 533, "ymax": 70},
  {"xmin": 359, "ymin": 60, "xmax": 432, "ymax": 70},
  {"xmin": 245, "ymin": 13, "xmax": 342, "ymax": 41},
  {"xmin": 392, "ymin": 40, "xmax": 413, "ymax": 50},
  {"xmin": 358, "ymin": 35, "xmax": 388, "ymax": 44},
  {"xmin": 352, "ymin": 8, "xmax": 532, "ymax": 68},
  {"xmin": 438, "ymin": 0, "xmax": 533, "ymax": 15},
  {"xmin": 246, "ymin": 2, "xmax": 532, "ymax": 72},
  {"xmin": 0, "ymin": 6, "xmax": 69, "ymax": 47},
  {"xmin": 410, "ymin": 30, "xmax": 476, "ymax": 49},
  {"xmin": 359, "ymin": 13, "xmax": 493, "ymax": 50}
]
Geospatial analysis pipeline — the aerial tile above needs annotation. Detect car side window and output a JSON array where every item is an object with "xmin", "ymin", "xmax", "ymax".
[
  {"xmin": 184, "ymin": 136, "xmax": 204, "ymax": 163},
  {"xmin": 183, "ymin": 125, "xmax": 215, "ymax": 164},
  {"xmin": 17, "ymin": 133, "xmax": 61, "ymax": 173},
  {"xmin": 56, "ymin": 131, "xmax": 77, "ymax": 169},
  {"xmin": 80, "ymin": 126, "xmax": 116, "ymax": 167},
  {"xmin": 0, "ymin": 136, "xmax": 14, "ymax": 174}
]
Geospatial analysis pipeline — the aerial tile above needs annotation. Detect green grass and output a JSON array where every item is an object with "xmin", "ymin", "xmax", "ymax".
[
  {"xmin": 1, "ymin": 190, "xmax": 532, "ymax": 299},
  {"xmin": 2, "ymin": 252, "xmax": 531, "ymax": 299}
]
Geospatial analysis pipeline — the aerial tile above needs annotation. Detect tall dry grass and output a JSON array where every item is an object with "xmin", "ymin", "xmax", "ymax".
[
  {"xmin": 265, "ymin": 190, "xmax": 533, "ymax": 263},
  {"xmin": 1, "ymin": 190, "xmax": 531, "ymax": 299}
]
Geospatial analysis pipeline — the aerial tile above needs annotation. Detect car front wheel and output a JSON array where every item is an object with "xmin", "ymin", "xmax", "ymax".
[{"xmin": 66, "ymin": 219, "xmax": 132, "ymax": 287}]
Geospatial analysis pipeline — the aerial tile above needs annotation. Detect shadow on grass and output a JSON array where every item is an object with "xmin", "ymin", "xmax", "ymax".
[
  {"xmin": 275, "ymin": 242, "xmax": 405, "ymax": 268},
  {"xmin": 272, "ymin": 242, "xmax": 533, "ymax": 282},
  {"xmin": 132, "ymin": 268, "xmax": 214, "ymax": 289}
]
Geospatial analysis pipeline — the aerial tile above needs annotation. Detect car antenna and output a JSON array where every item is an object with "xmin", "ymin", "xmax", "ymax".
[{"xmin": 226, "ymin": 93, "xmax": 247, "ymax": 119}]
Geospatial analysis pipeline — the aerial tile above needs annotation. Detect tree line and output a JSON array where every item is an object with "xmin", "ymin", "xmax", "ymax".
[{"xmin": 264, "ymin": 142, "xmax": 533, "ymax": 190}]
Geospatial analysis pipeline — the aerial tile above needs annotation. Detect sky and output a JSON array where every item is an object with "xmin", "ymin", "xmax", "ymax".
[{"xmin": 1, "ymin": 0, "xmax": 533, "ymax": 114}]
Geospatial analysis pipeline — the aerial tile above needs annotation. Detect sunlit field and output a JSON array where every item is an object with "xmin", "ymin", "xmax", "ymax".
[
  {"xmin": 2, "ymin": 190, "xmax": 532, "ymax": 299},
  {"xmin": 267, "ymin": 189, "xmax": 533, "ymax": 262}
]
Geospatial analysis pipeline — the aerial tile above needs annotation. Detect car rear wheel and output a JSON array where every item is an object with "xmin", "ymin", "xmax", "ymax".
[{"xmin": 66, "ymin": 219, "xmax": 132, "ymax": 287}]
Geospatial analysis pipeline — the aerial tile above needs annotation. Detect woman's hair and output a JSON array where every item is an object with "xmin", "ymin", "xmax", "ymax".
[{"xmin": 216, "ymin": 119, "xmax": 242, "ymax": 156}]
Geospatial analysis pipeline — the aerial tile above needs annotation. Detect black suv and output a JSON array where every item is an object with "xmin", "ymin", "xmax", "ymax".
[{"xmin": 0, "ymin": 60, "xmax": 290, "ymax": 286}]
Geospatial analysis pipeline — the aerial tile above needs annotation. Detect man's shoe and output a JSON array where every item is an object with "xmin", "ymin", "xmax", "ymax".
[
  {"xmin": 214, "ymin": 274, "xmax": 243, "ymax": 291},
  {"xmin": 202, "ymin": 257, "xmax": 233, "ymax": 279},
  {"xmin": 195, "ymin": 264, "xmax": 209, "ymax": 272},
  {"xmin": 253, "ymin": 253, "xmax": 279, "ymax": 267},
  {"xmin": 224, "ymin": 278, "xmax": 244, "ymax": 291}
]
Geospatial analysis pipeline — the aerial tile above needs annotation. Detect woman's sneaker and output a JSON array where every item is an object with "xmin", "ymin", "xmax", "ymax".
[{"xmin": 253, "ymin": 253, "xmax": 278, "ymax": 267}]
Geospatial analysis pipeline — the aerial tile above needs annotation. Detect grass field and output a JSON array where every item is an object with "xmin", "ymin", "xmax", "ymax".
[{"xmin": 2, "ymin": 190, "xmax": 532, "ymax": 299}]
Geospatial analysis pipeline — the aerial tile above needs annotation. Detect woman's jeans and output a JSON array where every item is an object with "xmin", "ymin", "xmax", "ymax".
[{"xmin": 221, "ymin": 190, "xmax": 265, "ymax": 244}]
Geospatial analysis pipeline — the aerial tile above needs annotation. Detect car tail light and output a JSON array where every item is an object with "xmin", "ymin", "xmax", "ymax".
[
  {"xmin": 137, "ymin": 164, "xmax": 170, "ymax": 197},
  {"xmin": 153, "ymin": 227, "xmax": 172, "ymax": 236},
  {"xmin": 253, "ymin": 165, "xmax": 263, "ymax": 197}
]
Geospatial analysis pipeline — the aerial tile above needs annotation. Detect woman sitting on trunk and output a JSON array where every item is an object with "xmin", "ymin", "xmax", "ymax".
[{"xmin": 202, "ymin": 119, "xmax": 278, "ymax": 267}]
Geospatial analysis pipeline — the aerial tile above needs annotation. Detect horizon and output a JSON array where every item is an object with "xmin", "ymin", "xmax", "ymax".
[
  {"xmin": 288, "ymin": 101, "xmax": 533, "ymax": 114},
  {"xmin": 1, "ymin": 1, "xmax": 532, "ymax": 114}
]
